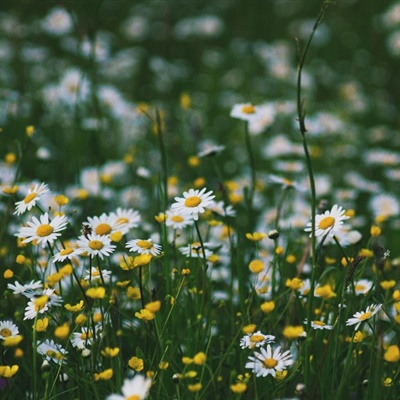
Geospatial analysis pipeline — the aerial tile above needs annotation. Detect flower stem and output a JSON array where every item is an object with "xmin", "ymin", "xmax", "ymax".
[{"xmin": 295, "ymin": 0, "xmax": 331, "ymax": 393}]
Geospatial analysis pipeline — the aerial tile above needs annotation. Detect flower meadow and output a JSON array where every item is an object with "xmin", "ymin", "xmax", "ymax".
[{"xmin": 1, "ymin": 1, "xmax": 400, "ymax": 399}]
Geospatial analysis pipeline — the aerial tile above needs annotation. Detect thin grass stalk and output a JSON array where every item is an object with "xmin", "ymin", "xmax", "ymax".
[
  {"xmin": 295, "ymin": 0, "xmax": 331, "ymax": 391},
  {"xmin": 155, "ymin": 108, "xmax": 169, "ymax": 211},
  {"xmin": 244, "ymin": 121, "xmax": 256, "ymax": 227}
]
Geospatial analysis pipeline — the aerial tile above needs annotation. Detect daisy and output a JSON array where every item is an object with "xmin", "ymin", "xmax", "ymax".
[
  {"xmin": 171, "ymin": 188, "xmax": 215, "ymax": 221},
  {"xmin": 0, "ymin": 321, "xmax": 19, "ymax": 339},
  {"xmin": 7, "ymin": 280, "xmax": 42, "ymax": 297},
  {"xmin": 165, "ymin": 210, "xmax": 194, "ymax": 229},
  {"xmin": 85, "ymin": 213, "xmax": 121, "ymax": 236},
  {"xmin": 179, "ymin": 242, "xmax": 213, "ymax": 258},
  {"xmin": 111, "ymin": 207, "xmax": 141, "ymax": 234},
  {"xmin": 305, "ymin": 320, "xmax": 334, "ymax": 330},
  {"xmin": 126, "ymin": 238, "xmax": 162, "ymax": 256},
  {"xmin": 304, "ymin": 204, "xmax": 349, "ymax": 238},
  {"xmin": 230, "ymin": 103, "xmax": 261, "ymax": 121},
  {"xmin": 76, "ymin": 233, "xmax": 116, "ymax": 259},
  {"xmin": 24, "ymin": 296, "xmax": 51, "ymax": 320},
  {"xmin": 349, "ymin": 279, "xmax": 374, "ymax": 295},
  {"xmin": 16, "ymin": 213, "xmax": 68, "ymax": 248},
  {"xmin": 71, "ymin": 326, "xmax": 101, "ymax": 350},
  {"xmin": 346, "ymin": 303, "xmax": 382, "ymax": 330},
  {"xmin": 41, "ymin": 7, "xmax": 73, "ymax": 36},
  {"xmin": 197, "ymin": 143, "xmax": 225, "ymax": 158},
  {"xmin": 106, "ymin": 375, "xmax": 152, "ymax": 400},
  {"xmin": 37, "ymin": 339, "xmax": 68, "ymax": 365},
  {"xmin": 245, "ymin": 344, "xmax": 293, "ymax": 378},
  {"xmin": 14, "ymin": 182, "xmax": 50, "ymax": 215},
  {"xmin": 210, "ymin": 200, "xmax": 236, "ymax": 217},
  {"xmin": 52, "ymin": 246, "xmax": 79, "ymax": 262},
  {"xmin": 83, "ymin": 267, "xmax": 112, "ymax": 282},
  {"xmin": 240, "ymin": 331, "xmax": 275, "ymax": 349}
]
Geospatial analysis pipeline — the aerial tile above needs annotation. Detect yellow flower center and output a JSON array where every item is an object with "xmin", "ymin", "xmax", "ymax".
[
  {"xmin": 313, "ymin": 321, "xmax": 326, "ymax": 326},
  {"xmin": 88, "ymin": 240, "xmax": 104, "ymax": 250},
  {"xmin": 36, "ymin": 224, "xmax": 54, "ymax": 237},
  {"xmin": 116, "ymin": 217, "xmax": 129, "ymax": 225},
  {"xmin": 263, "ymin": 358, "xmax": 278, "ymax": 369},
  {"xmin": 250, "ymin": 334, "xmax": 265, "ymax": 343},
  {"xmin": 127, "ymin": 396, "xmax": 140, "ymax": 400},
  {"xmin": 95, "ymin": 223, "xmax": 112, "ymax": 235},
  {"xmin": 355, "ymin": 284, "xmax": 365, "ymax": 292},
  {"xmin": 81, "ymin": 331, "xmax": 93, "ymax": 340},
  {"xmin": 318, "ymin": 216, "xmax": 335, "ymax": 230},
  {"xmin": 358, "ymin": 311, "xmax": 372, "ymax": 321},
  {"xmin": 171, "ymin": 215, "xmax": 184, "ymax": 222},
  {"xmin": 1, "ymin": 328, "xmax": 11, "ymax": 337},
  {"xmin": 242, "ymin": 105, "xmax": 255, "ymax": 114},
  {"xmin": 92, "ymin": 269, "xmax": 100, "ymax": 277},
  {"xmin": 24, "ymin": 192, "xmax": 37, "ymax": 203},
  {"xmin": 60, "ymin": 248, "xmax": 74, "ymax": 256},
  {"xmin": 184, "ymin": 196, "xmax": 201, "ymax": 208},
  {"xmin": 137, "ymin": 240, "xmax": 152, "ymax": 250},
  {"xmin": 34, "ymin": 295, "xmax": 49, "ymax": 311}
]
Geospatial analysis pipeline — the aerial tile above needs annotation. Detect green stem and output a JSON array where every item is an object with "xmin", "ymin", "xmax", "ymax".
[
  {"xmin": 244, "ymin": 120, "xmax": 256, "ymax": 207},
  {"xmin": 296, "ymin": 0, "xmax": 331, "ymax": 393}
]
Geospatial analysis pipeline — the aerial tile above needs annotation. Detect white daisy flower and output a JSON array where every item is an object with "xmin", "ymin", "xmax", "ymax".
[
  {"xmin": 230, "ymin": 103, "xmax": 261, "ymax": 121},
  {"xmin": 24, "ymin": 296, "xmax": 50, "ymax": 320},
  {"xmin": 210, "ymin": 200, "xmax": 236, "ymax": 217},
  {"xmin": 76, "ymin": 233, "xmax": 116, "ymax": 259},
  {"xmin": 197, "ymin": 143, "xmax": 225, "ymax": 158},
  {"xmin": 17, "ymin": 213, "xmax": 68, "ymax": 247},
  {"xmin": 7, "ymin": 280, "xmax": 42, "ymax": 297},
  {"xmin": 0, "ymin": 320, "xmax": 19, "ymax": 339},
  {"xmin": 41, "ymin": 7, "xmax": 73, "ymax": 36},
  {"xmin": 171, "ymin": 188, "xmax": 215, "ymax": 221},
  {"xmin": 304, "ymin": 204, "xmax": 349, "ymax": 238},
  {"xmin": 111, "ymin": 207, "xmax": 141, "ymax": 234},
  {"xmin": 346, "ymin": 303, "xmax": 382, "ymax": 330},
  {"xmin": 14, "ymin": 182, "xmax": 50, "ymax": 215},
  {"xmin": 179, "ymin": 241, "xmax": 213, "ymax": 258},
  {"xmin": 71, "ymin": 326, "xmax": 101, "ymax": 350},
  {"xmin": 245, "ymin": 344, "xmax": 293, "ymax": 378},
  {"xmin": 349, "ymin": 279, "xmax": 374, "ymax": 296},
  {"xmin": 165, "ymin": 210, "xmax": 194, "ymax": 229},
  {"xmin": 240, "ymin": 331, "xmax": 275, "ymax": 349},
  {"xmin": 126, "ymin": 238, "xmax": 162, "ymax": 256},
  {"xmin": 305, "ymin": 320, "xmax": 334, "ymax": 330},
  {"xmin": 85, "ymin": 213, "xmax": 121, "ymax": 236},
  {"xmin": 106, "ymin": 375, "xmax": 152, "ymax": 400},
  {"xmin": 37, "ymin": 339, "xmax": 68, "ymax": 365},
  {"xmin": 83, "ymin": 267, "xmax": 111, "ymax": 282},
  {"xmin": 52, "ymin": 246, "xmax": 79, "ymax": 262}
]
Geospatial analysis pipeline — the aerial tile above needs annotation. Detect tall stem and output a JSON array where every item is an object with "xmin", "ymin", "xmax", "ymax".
[{"xmin": 295, "ymin": 0, "xmax": 331, "ymax": 392}]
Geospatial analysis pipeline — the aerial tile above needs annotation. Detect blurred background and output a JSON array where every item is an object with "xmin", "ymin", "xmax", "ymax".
[{"xmin": 0, "ymin": 0, "xmax": 400, "ymax": 230}]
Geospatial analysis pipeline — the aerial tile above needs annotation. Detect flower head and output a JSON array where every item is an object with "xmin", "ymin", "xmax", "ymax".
[
  {"xmin": 171, "ymin": 188, "xmax": 215, "ymax": 220},
  {"xmin": 305, "ymin": 204, "xmax": 349, "ymax": 238},
  {"xmin": 0, "ymin": 321, "xmax": 19, "ymax": 339},
  {"xmin": 14, "ymin": 182, "xmax": 49, "ymax": 215},
  {"xmin": 165, "ymin": 210, "xmax": 194, "ymax": 229},
  {"xmin": 245, "ymin": 344, "xmax": 293, "ymax": 377},
  {"xmin": 106, "ymin": 375, "xmax": 152, "ymax": 400},
  {"xmin": 17, "ymin": 213, "xmax": 68, "ymax": 247},
  {"xmin": 240, "ymin": 331, "xmax": 275, "ymax": 349},
  {"xmin": 126, "ymin": 238, "xmax": 162, "ymax": 256},
  {"xmin": 346, "ymin": 303, "xmax": 382, "ymax": 330},
  {"xmin": 76, "ymin": 233, "xmax": 116, "ymax": 259}
]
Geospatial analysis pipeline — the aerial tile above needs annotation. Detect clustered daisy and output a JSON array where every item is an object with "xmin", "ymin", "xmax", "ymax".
[
  {"xmin": 245, "ymin": 344, "xmax": 294, "ymax": 378},
  {"xmin": 171, "ymin": 187, "xmax": 215, "ymax": 220},
  {"xmin": 304, "ymin": 204, "xmax": 349, "ymax": 238}
]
